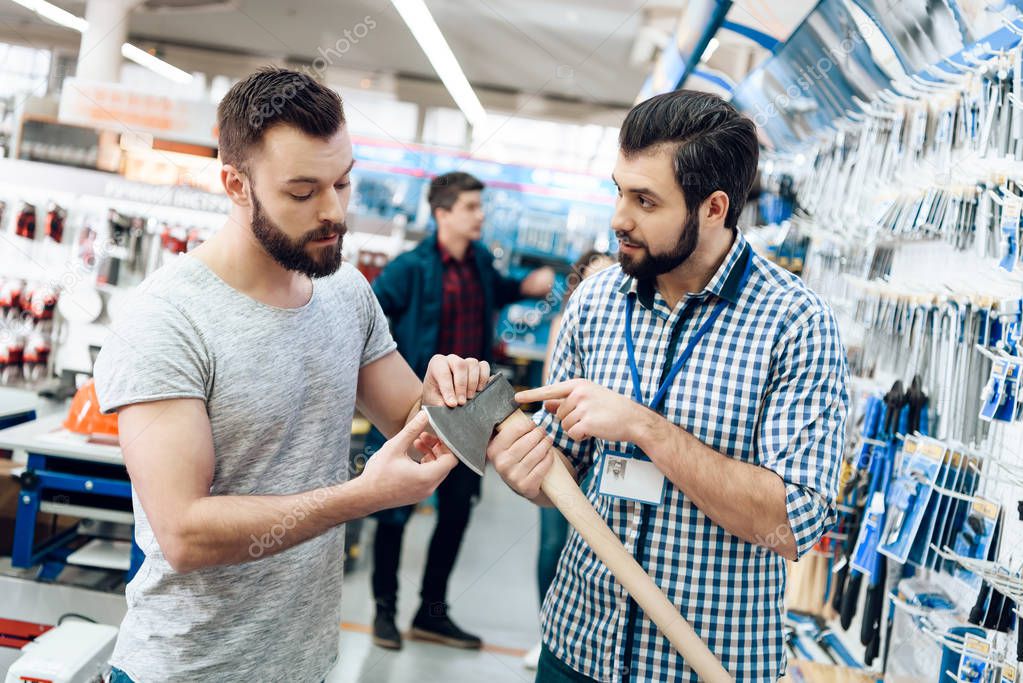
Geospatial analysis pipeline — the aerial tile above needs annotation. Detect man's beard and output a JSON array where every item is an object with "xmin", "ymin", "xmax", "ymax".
[
  {"xmin": 618, "ymin": 211, "xmax": 699, "ymax": 280},
  {"xmin": 251, "ymin": 192, "xmax": 346, "ymax": 278}
]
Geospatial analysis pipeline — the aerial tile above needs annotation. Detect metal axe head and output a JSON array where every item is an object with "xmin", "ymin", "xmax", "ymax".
[{"xmin": 424, "ymin": 373, "xmax": 519, "ymax": 476}]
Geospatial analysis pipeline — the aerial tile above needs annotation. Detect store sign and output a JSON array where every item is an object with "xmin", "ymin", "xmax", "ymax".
[
  {"xmin": 103, "ymin": 178, "xmax": 231, "ymax": 214},
  {"xmin": 352, "ymin": 137, "xmax": 617, "ymax": 205},
  {"xmin": 59, "ymin": 77, "xmax": 218, "ymax": 146}
]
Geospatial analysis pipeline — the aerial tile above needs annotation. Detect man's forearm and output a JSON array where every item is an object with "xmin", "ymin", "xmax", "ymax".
[
  {"xmin": 165, "ymin": 476, "xmax": 377, "ymax": 572},
  {"xmin": 632, "ymin": 410, "xmax": 797, "ymax": 560}
]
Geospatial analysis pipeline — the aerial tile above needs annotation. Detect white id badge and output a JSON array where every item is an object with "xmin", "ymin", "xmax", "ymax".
[{"xmin": 597, "ymin": 450, "xmax": 666, "ymax": 505}]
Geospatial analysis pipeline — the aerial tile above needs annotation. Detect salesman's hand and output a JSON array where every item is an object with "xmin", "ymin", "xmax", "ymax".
[
  {"xmin": 486, "ymin": 418, "xmax": 554, "ymax": 500},
  {"xmin": 516, "ymin": 379, "xmax": 649, "ymax": 444},
  {"xmin": 422, "ymin": 354, "xmax": 490, "ymax": 408}
]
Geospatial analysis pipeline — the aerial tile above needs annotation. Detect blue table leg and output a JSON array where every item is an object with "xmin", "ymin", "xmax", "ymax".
[
  {"xmin": 12, "ymin": 487, "xmax": 40, "ymax": 568},
  {"xmin": 13, "ymin": 447, "xmax": 137, "ymax": 580},
  {"xmin": 37, "ymin": 544, "xmax": 76, "ymax": 582}
]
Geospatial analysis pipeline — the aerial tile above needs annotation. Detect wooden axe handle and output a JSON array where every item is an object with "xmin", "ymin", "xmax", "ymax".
[{"xmin": 496, "ymin": 410, "xmax": 733, "ymax": 683}]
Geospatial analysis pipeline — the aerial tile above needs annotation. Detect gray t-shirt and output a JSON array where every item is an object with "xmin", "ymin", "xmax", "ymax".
[{"xmin": 93, "ymin": 255, "xmax": 396, "ymax": 682}]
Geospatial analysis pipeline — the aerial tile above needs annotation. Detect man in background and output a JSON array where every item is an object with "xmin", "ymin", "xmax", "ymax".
[{"xmin": 368, "ymin": 171, "xmax": 554, "ymax": 650}]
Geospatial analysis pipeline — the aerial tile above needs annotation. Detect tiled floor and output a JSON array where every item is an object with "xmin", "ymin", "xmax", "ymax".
[{"xmin": 327, "ymin": 469, "xmax": 543, "ymax": 682}]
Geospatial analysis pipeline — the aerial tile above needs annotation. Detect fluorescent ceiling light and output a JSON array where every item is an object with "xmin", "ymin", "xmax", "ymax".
[
  {"xmin": 390, "ymin": 0, "xmax": 487, "ymax": 128},
  {"xmin": 7, "ymin": 0, "xmax": 193, "ymax": 84},
  {"xmin": 701, "ymin": 37, "xmax": 720, "ymax": 62},
  {"xmin": 121, "ymin": 43, "xmax": 193, "ymax": 84},
  {"xmin": 8, "ymin": 0, "xmax": 86, "ymax": 32}
]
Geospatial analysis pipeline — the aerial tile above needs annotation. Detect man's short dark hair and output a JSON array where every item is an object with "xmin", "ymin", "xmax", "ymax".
[
  {"xmin": 428, "ymin": 172, "xmax": 485, "ymax": 219},
  {"xmin": 217, "ymin": 67, "xmax": 345, "ymax": 170},
  {"xmin": 619, "ymin": 90, "xmax": 759, "ymax": 229}
]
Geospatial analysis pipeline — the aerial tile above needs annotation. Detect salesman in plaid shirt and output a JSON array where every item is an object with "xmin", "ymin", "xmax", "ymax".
[{"xmin": 488, "ymin": 90, "xmax": 849, "ymax": 681}]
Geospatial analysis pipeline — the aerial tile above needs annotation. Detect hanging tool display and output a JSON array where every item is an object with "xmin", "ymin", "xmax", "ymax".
[
  {"xmin": 779, "ymin": 50, "xmax": 1023, "ymax": 672},
  {"xmin": 755, "ymin": 8, "xmax": 1023, "ymax": 681}
]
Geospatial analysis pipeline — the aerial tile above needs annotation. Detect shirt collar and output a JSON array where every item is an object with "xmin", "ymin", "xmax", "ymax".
[
  {"xmin": 617, "ymin": 231, "xmax": 750, "ymax": 310},
  {"xmin": 437, "ymin": 240, "xmax": 473, "ymax": 265}
]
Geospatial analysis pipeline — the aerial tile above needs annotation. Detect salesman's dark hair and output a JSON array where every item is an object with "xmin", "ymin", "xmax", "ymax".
[{"xmin": 619, "ymin": 90, "xmax": 759, "ymax": 229}]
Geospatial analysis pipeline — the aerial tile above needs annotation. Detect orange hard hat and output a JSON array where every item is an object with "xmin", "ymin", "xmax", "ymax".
[{"xmin": 64, "ymin": 379, "xmax": 118, "ymax": 438}]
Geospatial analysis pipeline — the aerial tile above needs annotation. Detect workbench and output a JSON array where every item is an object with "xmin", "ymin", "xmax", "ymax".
[
  {"xmin": 0, "ymin": 413, "xmax": 141, "ymax": 582},
  {"xmin": 0, "ymin": 387, "xmax": 39, "ymax": 433}
]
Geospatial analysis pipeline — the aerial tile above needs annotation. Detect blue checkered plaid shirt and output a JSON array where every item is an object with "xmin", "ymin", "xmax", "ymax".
[{"xmin": 535, "ymin": 231, "xmax": 849, "ymax": 681}]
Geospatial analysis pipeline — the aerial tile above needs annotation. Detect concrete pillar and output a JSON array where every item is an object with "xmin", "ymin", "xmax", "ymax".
[{"xmin": 76, "ymin": 0, "xmax": 137, "ymax": 83}]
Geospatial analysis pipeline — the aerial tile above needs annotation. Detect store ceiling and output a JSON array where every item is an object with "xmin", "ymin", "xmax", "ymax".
[
  {"xmin": 0, "ymin": 0, "xmax": 824, "ymax": 110},
  {"xmin": 0, "ymin": 0, "xmax": 679, "ymax": 107}
]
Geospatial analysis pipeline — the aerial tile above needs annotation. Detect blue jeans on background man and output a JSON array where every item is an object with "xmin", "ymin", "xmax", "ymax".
[
  {"xmin": 537, "ymin": 467, "xmax": 593, "ymax": 605},
  {"xmin": 537, "ymin": 506, "xmax": 569, "ymax": 604}
]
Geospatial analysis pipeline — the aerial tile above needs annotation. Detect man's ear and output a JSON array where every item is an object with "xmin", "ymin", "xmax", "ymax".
[
  {"xmin": 702, "ymin": 190, "xmax": 730, "ymax": 228},
  {"xmin": 221, "ymin": 164, "xmax": 252, "ymax": 208}
]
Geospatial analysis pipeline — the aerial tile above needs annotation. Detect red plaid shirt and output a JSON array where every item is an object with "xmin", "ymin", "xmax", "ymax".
[{"xmin": 436, "ymin": 242, "xmax": 486, "ymax": 359}]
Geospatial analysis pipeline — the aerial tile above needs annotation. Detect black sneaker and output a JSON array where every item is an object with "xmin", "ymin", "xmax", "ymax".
[
  {"xmin": 372, "ymin": 600, "xmax": 402, "ymax": 650},
  {"xmin": 410, "ymin": 602, "xmax": 482, "ymax": 649}
]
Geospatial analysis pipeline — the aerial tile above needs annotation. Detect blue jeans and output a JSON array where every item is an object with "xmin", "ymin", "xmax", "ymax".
[
  {"xmin": 536, "ymin": 646, "xmax": 598, "ymax": 682},
  {"xmin": 537, "ymin": 466, "xmax": 594, "ymax": 605},
  {"xmin": 537, "ymin": 506, "xmax": 569, "ymax": 604}
]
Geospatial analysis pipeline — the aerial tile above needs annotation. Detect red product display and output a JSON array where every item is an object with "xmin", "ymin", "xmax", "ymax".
[
  {"xmin": 160, "ymin": 225, "xmax": 188, "ymax": 254},
  {"xmin": 15, "ymin": 206, "xmax": 35, "ymax": 239},
  {"xmin": 27, "ymin": 287, "xmax": 57, "ymax": 321},
  {"xmin": 23, "ymin": 337, "xmax": 51, "ymax": 382},
  {"xmin": 22, "ymin": 341, "xmax": 49, "ymax": 364},
  {"xmin": 1, "ymin": 337, "xmax": 25, "ymax": 386},
  {"xmin": 77, "ymin": 226, "xmax": 98, "ymax": 267},
  {"xmin": 0, "ymin": 280, "xmax": 23, "ymax": 314},
  {"xmin": 18, "ymin": 282, "xmax": 34, "ymax": 314},
  {"xmin": 45, "ymin": 209, "xmax": 65, "ymax": 242}
]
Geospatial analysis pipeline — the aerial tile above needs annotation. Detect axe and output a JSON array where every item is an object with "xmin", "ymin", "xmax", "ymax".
[{"xmin": 424, "ymin": 374, "xmax": 732, "ymax": 682}]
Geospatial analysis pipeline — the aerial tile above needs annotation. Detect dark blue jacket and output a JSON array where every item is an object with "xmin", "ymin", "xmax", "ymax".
[{"xmin": 371, "ymin": 233, "xmax": 523, "ymax": 378}]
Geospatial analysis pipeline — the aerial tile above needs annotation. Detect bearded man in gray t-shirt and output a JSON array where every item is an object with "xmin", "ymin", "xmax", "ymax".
[{"xmin": 93, "ymin": 68, "xmax": 489, "ymax": 683}]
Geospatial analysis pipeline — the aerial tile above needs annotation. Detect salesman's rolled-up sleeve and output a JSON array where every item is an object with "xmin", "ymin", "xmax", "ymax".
[{"xmin": 756, "ymin": 307, "xmax": 849, "ymax": 559}]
